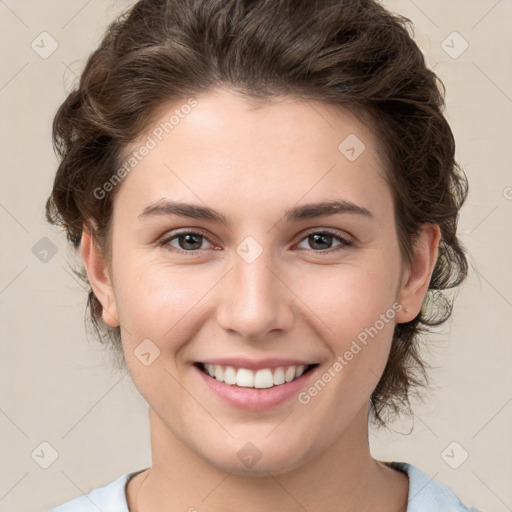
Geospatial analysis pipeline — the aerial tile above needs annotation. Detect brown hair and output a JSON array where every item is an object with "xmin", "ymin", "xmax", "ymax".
[{"xmin": 46, "ymin": 0, "xmax": 468, "ymax": 428}]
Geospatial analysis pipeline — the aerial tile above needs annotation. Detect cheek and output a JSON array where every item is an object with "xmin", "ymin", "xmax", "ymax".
[
  {"xmin": 303, "ymin": 260, "xmax": 400, "ymax": 340},
  {"xmin": 112, "ymin": 259, "xmax": 217, "ymax": 347},
  {"xmin": 112, "ymin": 262, "xmax": 210, "ymax": 406},
  {"xmin": 296, "ymin": 271, "xmax": 400, "ymax": 424},
  {"xmin": 301, "ymin": 257, "xmax": 401, "ymax": 388}
]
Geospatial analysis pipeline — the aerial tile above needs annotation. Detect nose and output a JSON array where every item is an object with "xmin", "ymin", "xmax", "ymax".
[{"xmin": 216, "ymin": 249, "xmax": 294, "ymax": 341}]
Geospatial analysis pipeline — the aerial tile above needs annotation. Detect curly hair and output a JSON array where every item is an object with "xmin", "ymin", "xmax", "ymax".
[{"xmin": 46, "ymin": 0, "xmax": 468, "ymax": 428}]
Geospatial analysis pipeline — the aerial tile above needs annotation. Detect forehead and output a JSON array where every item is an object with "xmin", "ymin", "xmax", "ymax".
[
  {"xmin": 113, "ymin": 88, "xmax": 392, "ymax": 225},
  {"xmin": 140, "ymin": 89, "xmax": 382, "ymax": 163}
]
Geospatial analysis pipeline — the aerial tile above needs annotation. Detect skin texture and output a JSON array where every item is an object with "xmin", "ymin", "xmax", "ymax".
[{"xmin": 81, "ymin": 88, "xmax": 440, "ymax": 512}]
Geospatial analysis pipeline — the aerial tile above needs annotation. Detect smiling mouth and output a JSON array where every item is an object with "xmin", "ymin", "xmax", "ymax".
[{"xmin": 195, "ymin": 362, "xmax": 318, "ymax": 389}]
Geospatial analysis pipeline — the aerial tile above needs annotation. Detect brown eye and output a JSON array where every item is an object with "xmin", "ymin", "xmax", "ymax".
[
  {"xmin": 297, "ymin": 230, "xmax": 353, "ymax": 253},
  {"xmin": 161, "ymin": 231, "xmax": 213, "ymax": 252}
]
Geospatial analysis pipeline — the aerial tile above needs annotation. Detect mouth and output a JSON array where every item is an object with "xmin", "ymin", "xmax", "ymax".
[{"xmin": 194, "ymin": 362, "xmax": 319, "ymax": 389}]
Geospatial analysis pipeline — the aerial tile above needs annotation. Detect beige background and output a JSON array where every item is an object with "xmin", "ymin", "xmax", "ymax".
[{"xmin": 0, "ymin": 1, "xmax": 511, "ymax": 511}]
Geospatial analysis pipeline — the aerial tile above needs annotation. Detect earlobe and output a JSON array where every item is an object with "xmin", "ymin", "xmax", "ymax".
[
  {"xmin": 80, "ymin": 227, "xmax": 120, "ymax": 328},
  {"xmin": 396, "ymin": 223, "xmax": 441, "ymax": 323}
]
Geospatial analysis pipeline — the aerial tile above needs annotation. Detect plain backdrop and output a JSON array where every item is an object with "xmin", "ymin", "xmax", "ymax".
[{"xmin": 0, "ymin": 1, "xmax": 511, "ymax": 511}]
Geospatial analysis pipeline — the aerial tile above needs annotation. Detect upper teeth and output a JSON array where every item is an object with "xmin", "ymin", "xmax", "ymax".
[{"xmin": 202, "ymin": 363, "xmax": 309, "ymax": 388}]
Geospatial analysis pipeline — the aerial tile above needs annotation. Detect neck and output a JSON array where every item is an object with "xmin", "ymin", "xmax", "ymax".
[{"xmin": 128, "ymin": 405, "xmax": 408, "ymax": 512}]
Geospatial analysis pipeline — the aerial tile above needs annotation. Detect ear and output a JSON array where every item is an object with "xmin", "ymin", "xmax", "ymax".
[
  {"xmin": 81, "ymin": 227, "xmax": 120, "ymax": 328},
  {"xmin": 395, "ymin": 223, "xmax": 441, "ymax": 323}
]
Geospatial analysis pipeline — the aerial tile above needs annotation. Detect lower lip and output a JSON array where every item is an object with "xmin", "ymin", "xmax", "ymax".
[{"xmin": 194, "ymin": 365, "xmax": 317, "ymax": 411}]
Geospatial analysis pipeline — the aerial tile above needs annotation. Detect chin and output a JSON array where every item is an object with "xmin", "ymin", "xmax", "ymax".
[{"xmin": 196, "ymin": 436, "xmax": 315, "ymax": 477}]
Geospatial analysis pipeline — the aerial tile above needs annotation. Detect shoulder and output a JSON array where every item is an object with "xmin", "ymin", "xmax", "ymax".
[
  {"xmin": 386, "ymin": 461, "xmax": 485, "ymax": 512},
  {"xmin": 43, "ymin": 469, "xmax": 146, "ymax": 512}
]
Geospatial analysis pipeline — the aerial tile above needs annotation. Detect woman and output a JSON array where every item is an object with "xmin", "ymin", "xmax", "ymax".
[{"xmin": 44, "ymin": 0, "xmax": 483, "ymax": 510}]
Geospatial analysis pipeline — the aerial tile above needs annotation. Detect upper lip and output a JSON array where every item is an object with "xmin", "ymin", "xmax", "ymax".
[{"xmin": 196, "ymin": 358, "xmax": 318, "ymax": 371}]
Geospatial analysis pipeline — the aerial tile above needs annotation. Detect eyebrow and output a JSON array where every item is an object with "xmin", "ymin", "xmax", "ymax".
[{"xmin": 138, "ymin": 199, "xmax": 374, "ymax": 223}]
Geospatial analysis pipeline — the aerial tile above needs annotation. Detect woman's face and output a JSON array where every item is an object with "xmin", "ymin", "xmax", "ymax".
[{"xmin": 85, "ymin": 88, "xmax": 436, "ymax": 475}]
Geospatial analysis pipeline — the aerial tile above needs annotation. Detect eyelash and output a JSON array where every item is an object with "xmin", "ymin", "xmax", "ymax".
[{"xmin": 159, "ymin": 228, "xmax": 353, "ymax": 255}]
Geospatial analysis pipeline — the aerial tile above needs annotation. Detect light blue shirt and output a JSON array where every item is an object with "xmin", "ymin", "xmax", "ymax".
[{"xmin": 45, "ymin": 462, "xmax": 484, "ymax": 511}]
